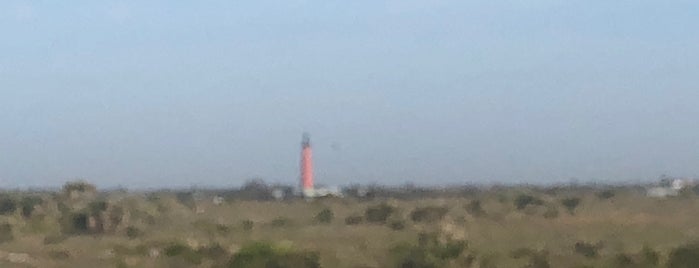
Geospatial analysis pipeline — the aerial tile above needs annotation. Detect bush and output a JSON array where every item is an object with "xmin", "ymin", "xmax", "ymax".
[
  {"xmin": 20, "ymin": 196, "xmax": 43, "ymax": 218},
  {"xmin": 391, "ymin": 232, "xmax": 468, "ymax": 268},
  {"xmin": 514, "ymin": 194, "xmax": 543, "ymax": 210},
  {"xmin": 640, "ymin": 246, "xmax": 659, "ymax": 266},
  {"xmin": 44, "ymin": 234, "xmax": 67, "ymax": 245},
  {"xmin": 365, "ymin": 203, "xmax": 394, "ymax": 224},
  {"xmin": 465, "ymin": 200, "xmax": 486, "ymax": 217},
  {"xmin": 596, "ymin": 190, "xmax": 615, "ymax": 199},
  {"xmin": 175, "ymin": 192, "xmax": 196, "ymax": 210},
  {"xmin": 560, "ymin": 197, "xmax": 581, "ymax": 215},
  {"xmin": 574, "ymin": 242, "xmax": 599, "ymax": 258},
  {"xmin": 0, "ymin": 223, "xmax": 13, "ymax": 243},
  {"xmin": 410, "ymin": 206, "xmax": 449, "ymax": 223},
  {"xmin": 345, "ymin": 215, "xmax": 363, "ymax": 225},
  {"xmin": 612, "ymin": 253, "xmax": 634, "ymax": 268},
  {"xmin": 0, "ymin": 197, "xmax": 17, "ymax": 215},
  {"xmin": 270, "ymin": 217, "xmax": 292, "ymax": 228},
  {"xmin": 511, "ymin": 248, "xmax": 551, "ymax": 268},
  {"xmin": 63, "ymin": 181, "xmax": 97, "ymax": 195},
  {"xmin": 164, "ymin": 242, "xmax": 204, "ymax": 265},
  {"xmin": 125, "ymin": 226, "xmax": 142, "ymax": 239},
  {"xmin": 228, "ymin": 241, "xmax": 320, "ymax": 268},
  {"xmin": 389, "ymin": 220, "xmax": 406, "ymax": 231},
  {"xmin": 314, "ymin": 208, "xmax": 334, "ymax": 224},
  {"xmin": 242, "ymin": 220, "xmax": 254, "ymax": 231},
  {"xmin": 199, "ymin": 243, "xmax": 229, "ymax": 258},
  {"xmin": 668, "ymin": 242, "xmax": 699, "ymax": 268},
  {"xmin": 60, "ymin": 212, "xmax": 90, "ymax": 235}
]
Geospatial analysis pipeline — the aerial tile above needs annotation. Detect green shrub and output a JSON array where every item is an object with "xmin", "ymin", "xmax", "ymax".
[
  {"xmin": 596, "ymin": 190, "xmax": 615, "ymax": 199},
  {"xmin": 242, "ymin": 220, "xmax": 254, "ymax": 231},
  {"xmin": 63, "ymin": 181, "xmax": 97, "ymax": 194},
  {"xmin": 0, "ymin": 223, "xmax": 13, "ymax": 243},
  {"xmin": 639, "ymin": 246, "xmax": 659, "ymax": 266},
  {"xmin": 175, "ymin": 192, "xmax": 196, "ymax": 210},
  {"xmin": 410, "ymin": 206, "xmax": 449, "ymax": 223},
  {"xmin": 560, "ymin": 197, "xmax": 581, "ymax": 215},
  {"xmin": 60, "ymin": 212, "xmax": 90, "ymax": 235},
  {"xmin": 389, "ymin": 220, "xmax": 406, "ymax": 231},
  {"xmin": 465, "ymin": 200, "xmax": 486, "ymax": 217},
  {"xmin": 668, "ymin": 242, "xmax": 699, "ymax": 268},
  {"xmin": 164, "ymin": 242, "xmax": 204, "ymax": 265},
  {"xmin": 314, "ymin": 208, "xmax": 334, "ymax": 224},
  {"xmin": 228, "ymin": 241, "xmax": 320, "ymax": 268},
  {"xmin": 20, "ymin": 196, "xmax": 43, "ymax": 218},
  {"xmin": 345, "ymin": 215, "xmax": 363, "ymax": 225},
  {"xmin": 514, "ymin": 194, "xmax": 543, "ymax": 210},
  {"xmin": 612, "ymin": 253, "xmax": 634, "ymax": 268},
  {"xmin": 391, "ymin": 232, "xmax": 468, "ymax": 268},
  {"xmin": 44, "ymin": 234, "xmax": 67, "ymax": 245},
  {"xmin": 270, "ymin": 217, "xmax": 292, "ymax": 227},
  {"xmin": 197, "ymin": 243, "xmax": 229, "ymax": 260},
  {"xmin": 125, "ymin": 226, "xmax": 142, "ymax": 239},
  {"xmin": 365, "ymin": 203, "xmax": 394, "ymax": 224},
  {"xmin": 574, "ymin": 242, "xmax": 599, "ymax": 258},
  {"xmin": 0, "ymin": 197, "xmax": 17, "ymax": 215}
]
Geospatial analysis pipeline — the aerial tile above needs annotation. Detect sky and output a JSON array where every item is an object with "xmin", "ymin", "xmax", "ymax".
[{"xmin": 1, "ymin": 0, "xmax": 698, "ymax": 188}]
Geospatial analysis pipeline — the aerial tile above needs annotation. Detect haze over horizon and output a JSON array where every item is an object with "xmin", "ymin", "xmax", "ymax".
[{"xmin": 1, "ymin": 1, "xmax": 698, "ymax": 188}]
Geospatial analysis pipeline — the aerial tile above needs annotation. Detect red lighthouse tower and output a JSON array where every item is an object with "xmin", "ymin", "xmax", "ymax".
[{"xmin": 300, "ymin": 133, "xmax": 314, "ymax": 197}]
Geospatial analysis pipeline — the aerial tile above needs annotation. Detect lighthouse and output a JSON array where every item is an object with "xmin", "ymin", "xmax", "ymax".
[{"xmin": 300, "ymin": 133, "xmax": 314, "ymax": 198}]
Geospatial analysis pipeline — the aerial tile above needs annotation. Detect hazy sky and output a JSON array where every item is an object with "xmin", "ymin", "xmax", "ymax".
[{"xmin": 1, "ymin": 1, "xmax": 698, "ymax": 188}]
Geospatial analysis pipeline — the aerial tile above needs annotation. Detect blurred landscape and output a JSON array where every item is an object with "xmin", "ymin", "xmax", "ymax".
[{"xmin": 0, "ymin": 179, "xmax": 698, "ymax": 267}]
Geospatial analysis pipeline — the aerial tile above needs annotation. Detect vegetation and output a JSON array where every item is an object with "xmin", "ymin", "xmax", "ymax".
[{"xmin": 0, "ymin": 181, "xmax": 692, "ymax": 267}]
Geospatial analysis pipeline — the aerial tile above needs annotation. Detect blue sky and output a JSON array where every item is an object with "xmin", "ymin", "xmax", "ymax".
[{"xmin": 1, "ymin": 1, "xmax": 698, "ymax": 188}]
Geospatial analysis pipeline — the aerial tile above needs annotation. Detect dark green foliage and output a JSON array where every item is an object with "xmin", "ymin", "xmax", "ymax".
[
  {"xmin": 270, "ymin": 217, "xmax": 292, "ymax": 227},
  {"xmin": 596, "ymin": 190, "xmax": 615, "ymax": 199},
  {"xmin": 0, "ymin": 197, "xmax": 17, "ymax": 215},
  {"xmin": 164, "ymin": 242, "xmax": 204, "ymax": 265},
  {"xmin": 573, "ymin": 242, "xmax": 599, "ymax": 258},
  {"xmin": 175, "ymin": 192, "xmax": 196, "ymax": 209},
  {"xmin": 345, "ymin": 215, "xmax": 363, "ymax": 225},
  {"xmin": 49, "ymin": 250, "xmax": 71, "ymax": 260},
  {"xmin": 389, "ymin": 220, "xmax": 406, "ymax": 231},
  {"xmin": 511, "ymin": 248, "xmax": 550, "ymax": 268},
  {"xmin": 60, "ymin": 212, "xmax": 90, "ymax": 234},
  {"xmin": 20, "ymin": 196, "xmax": 43, "ymax": 218},
  {"xmin": 0, "ymin": 223, "xmax": 13, "ymax": 243},
  {"xmin": 391, "ymin": 232, "xmax": 468, "ymax": 268},
  {"xmin": 227, "ymin": 241, "xmax": 321, "ymax": 268},
  {"xmin": 668, "ymin": 242, "xmax": 699, "ymax": 268},
  {"xmin": 44, "ymin": 234, "xmax": 67, "ymax": 245},
  {"xmin": 465, "ymin": 200, "xmax": 486, "ymax": 217},
  {"xmin": 88, "ymin": 200, "xmax": 109, "ymax": 214},
  {"xmin": 242, "ymin": 220, "xmax": 254, "ymax": 231},
  {"xmin": 639, "ymin": 246, "xmax": 659, "ymax": 266},
  {"xmin": 125, "ymin": 226, "xmax": 142, "ymax": 239},
  {"xmin": 514, "ymin": 195, "xmax": 543, "ymax": 210},
  {"xmin": 197, "ymin": 243, "xmax": 229, "ymax": 260},
  {"xmin": 62, "ymin": 181, "xmax": 97, "ymax": 194},
  {"xmin": 410, "ymin": 206, "xmax": 449, "ymax": 223},
  {"xmin": 560, "ymin": 197, "xmax": 581, "ymax": 215},
  {"xmin": 314, "ymin": 208, "xmax": 334, "ymax": 224},
  {"xmin": 365, "ymin": 203, "xmax": 394, "ymax": 224},
  {"xmin": 612, "ymin": 253, "xmax": 634, "ymax": 268}
]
